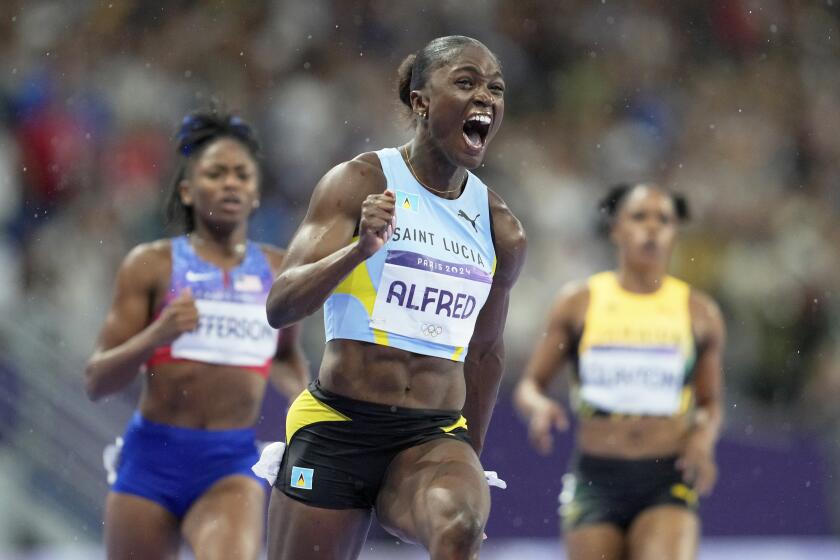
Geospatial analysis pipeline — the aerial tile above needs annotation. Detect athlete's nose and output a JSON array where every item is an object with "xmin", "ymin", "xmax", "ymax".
[
  {"xmin": 473, "ymin": 85, "xmax": 494, "ymax": 107},
  {"xmin": 223, "ymin": 173, "xmax": 245, "ymax": 190}
]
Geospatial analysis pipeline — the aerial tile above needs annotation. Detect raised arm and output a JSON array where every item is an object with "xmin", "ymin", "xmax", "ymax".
[
  {"xmin": 266, "ymin": 154, "xmax": 393, "ymax": 329},
  {"xmin": 461, "ymin": 191, "xmax": 527, "ymax": 457},
  {"xmin": 85, "ymin": 242, "xmax": 198, "ymax": 401},
  {"xmin": 677, "ymin": 290, "xmax": 726, "ymax": 495},
  {"xmin": 513, "ymin": 282, "xmax": 588, "ymax": 454}
]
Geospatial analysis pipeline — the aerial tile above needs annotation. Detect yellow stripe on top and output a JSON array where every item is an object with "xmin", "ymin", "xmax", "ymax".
[
  {"xmin": 332, "ymin": 237, "xmax": 389, "ymax": 346},
  {"xmin": 285, "ymin": 389, "xmax": 351, "ymax": 443},
  {"xmin": 578, "ymin": 271, "xmax": 694, "ymax": 360},
  {"xmin": 441, "ymin": 415, "xmax": 468, "ymax": 433}
]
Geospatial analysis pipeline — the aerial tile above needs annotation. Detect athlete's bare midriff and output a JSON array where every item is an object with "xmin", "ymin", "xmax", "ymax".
[
  {"xmin": 318, "ymin": 340, "xmax": 465, "ymax": 410},
  {"xmin": 139, "ymin": 362, "xmax": 267, "ymax": 429},
  {"xmin": 577, "ymin": 414, "xmax": 692, "ymax": 459}
]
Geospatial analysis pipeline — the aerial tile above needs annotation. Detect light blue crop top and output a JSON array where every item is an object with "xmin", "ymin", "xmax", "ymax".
[{"xmin": 323, "ymin": 147, "xmax": 497, "ymax": 361}]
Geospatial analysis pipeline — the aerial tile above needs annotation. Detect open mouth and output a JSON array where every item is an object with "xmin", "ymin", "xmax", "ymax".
[
  {"xmin": 219, "ymin": 195, "xmax": 244, "ymax": 211},
  {"xmin": 463, "ymin": 113, "xmax": 491, "ymax": 151},
  {"xmin": 641, "ymin": 240, "xmax": 659, "ymax": 252}
]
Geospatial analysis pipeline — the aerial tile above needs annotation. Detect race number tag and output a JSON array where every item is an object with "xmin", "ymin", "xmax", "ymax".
[
  {"xmin": 579, "ymin": 346, "xmax": 685, "ymax": 415},
  {"xmin": 171, "ymin": 299, "xmax": 278, "ymax": 366},
  {"xmin": 370, "ymin": 251, "xmax": 492, "ymax": 347}
]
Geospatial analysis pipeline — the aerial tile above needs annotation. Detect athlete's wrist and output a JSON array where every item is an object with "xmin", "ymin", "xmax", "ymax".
[
  {"xmin": 349, "ymin": 237, "xmax": 378, "ymax": 261},
  {"xmin": 687, "ymin": 421, "xmax": 718, "ymax": 452}
]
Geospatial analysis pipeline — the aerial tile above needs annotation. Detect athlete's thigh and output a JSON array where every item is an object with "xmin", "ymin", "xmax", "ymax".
[
  {"xmin": 181, "ymin": 475, "xmax": 265, "ymax": 560},
  {"xmin": 627, "ymin": 505, "xmax": 698, "ymax": 560},
  {"xmin": 376, "ymin": 437, "xmax": 489, "ymax": 546},
  {"xmin": 266, "ymin": 487, "xmax": 372, "ymax": 560},
  {"xmin": 565, "ymin": 523, "xmax": 625, "ymax": 560},
  {"xmin": 104, "ymin": 492, "xmax": 180, "ymax": 560}
]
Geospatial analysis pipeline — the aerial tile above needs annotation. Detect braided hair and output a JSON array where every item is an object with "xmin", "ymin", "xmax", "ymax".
[{"xmin": 165, "ymin": 110, "xmax": 260, "ymax": 232}]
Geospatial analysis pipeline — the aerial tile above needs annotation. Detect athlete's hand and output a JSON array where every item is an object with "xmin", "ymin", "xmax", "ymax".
[
  {"xmin": 150, "ymin": 287, "xmax": 199, "ymax": 346},
  {"xmin": 676, "ymin": 431, "xmax": 717, "ymax": 496},
  {"xmin": 527, "ymin": 398, "xmax": 569, "ymax": 455},
  {"xmin": 357, "ymin": 189, "xmax": 396, "ymax": 258}
]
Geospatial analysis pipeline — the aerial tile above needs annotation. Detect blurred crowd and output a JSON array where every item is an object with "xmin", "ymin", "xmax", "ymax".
[{"xmin": 1, "ymin": 0, "xmax": 838, "ymax": 434}]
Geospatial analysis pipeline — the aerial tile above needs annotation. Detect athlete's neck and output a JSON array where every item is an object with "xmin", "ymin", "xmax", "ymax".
[
  {"xmin": 404, "ymin": 141, "xmax": 467, "ymax": 199},
  {"xmin": 189, "ymin": 225, "xmax": 247, "ymax": 259},
  {"xmin": 616, "ymin": 265, "xmax": 667, "ymax": 294}
]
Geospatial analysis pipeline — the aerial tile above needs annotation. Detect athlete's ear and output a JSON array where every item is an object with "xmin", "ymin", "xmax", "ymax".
[
  {"xmin": 179, "ymin": 179, "xmax": 193, "ymax": 207},
  {"xmin": 409, "ymin": 90, "xmax": 429, "ymax": 120}
]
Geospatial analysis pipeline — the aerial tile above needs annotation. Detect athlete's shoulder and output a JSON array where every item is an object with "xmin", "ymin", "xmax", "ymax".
[
  {"xmin": 688, "ymin": 288, "xmax": 722, "ymax": 321},
  {"xmin": 308, "ymin": 151, "xmax": 387, "ymax": 218},
  {"xmin": 486, "ymin": 189, "xmax": 526, "ymax": 282},
  {"xmin": 119, "ymin": 239, "xmax": 171, "ymax": 285},
  {"xmin": 551, "ymin": 279, "xmax": 590, "ymax": 324},
  {"xmin": 124, "ymin": 239, "xmax": 170, "ymax": 266},
  {"xmin": 486, "ymin": 188, "xmax": 522, "ymax": 230},
  {"xmin": 324, "ymin": 151, "xmax": 386, "ymax": 192},
  {"xmin": 688, "ymin": 287, "xmax": 725, "ymax": 344}
]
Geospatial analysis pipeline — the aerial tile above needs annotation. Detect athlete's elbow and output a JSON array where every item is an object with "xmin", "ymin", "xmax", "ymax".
[
  {"xmin": 266, "ymin": 300, "xmax": 306, "ymax": 329},
  {"xmin": 266, "ymin": 298, "xmax": 296, "ymax": 329},
  {"xmin": 266, "ymin": 290, "xmax": 289, "ymax": 328},
  {"xmin": 467, "ymin": 340, "xmax": 504, "ymax": 368}
]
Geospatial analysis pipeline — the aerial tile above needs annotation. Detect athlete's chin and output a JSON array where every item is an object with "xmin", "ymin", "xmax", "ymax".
[
  {"xmin": 204, "ymin": 215, "xmax": 245, "ymax": 234},
  {"xmin": 631, "ymin": 253, "xmax": 667, "ymax": 270},
  {"xmin": 454, "ymin": 147, "xmax": 486, "ymax": 170}
]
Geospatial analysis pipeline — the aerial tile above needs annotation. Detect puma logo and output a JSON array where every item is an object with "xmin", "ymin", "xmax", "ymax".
[{"xmin": 457, "ymin": 210, "xmax": 480, "ymax": 232}]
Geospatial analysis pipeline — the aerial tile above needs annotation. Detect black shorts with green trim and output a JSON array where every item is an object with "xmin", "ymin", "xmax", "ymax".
[
  {"xmin": 275, "ymin": 380, "xmax": 471, "ymax": 509},
  {"xmin": 559, "ymin": 454, "xmax": 698, "ymax": 531}
]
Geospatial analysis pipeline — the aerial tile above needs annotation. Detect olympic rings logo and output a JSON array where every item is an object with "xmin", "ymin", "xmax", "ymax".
[{"xmin": 421, "ymin": 323, "xmax": 444, "ymax": 337}]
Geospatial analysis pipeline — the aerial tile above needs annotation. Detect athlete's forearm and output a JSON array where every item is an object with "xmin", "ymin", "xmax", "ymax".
[
  {"xmin": 85, "ymin": 327, "xmax": 160, "ymax": 401},
  {"xmin": 691, "ymin": 401, "xmax": 723, "ymax": 450},
  {"xmin": 266, "ymin": 244, "xmax": 368, "ymax": 328},
  {"xmin": 462, "ymin": 341, "xmax": 504, "ymax": 457}
]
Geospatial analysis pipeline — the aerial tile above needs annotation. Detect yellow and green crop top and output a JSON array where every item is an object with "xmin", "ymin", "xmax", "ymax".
[{"xmin": 573, "ymin": 271, "xmax": 696, "ymax": 417}]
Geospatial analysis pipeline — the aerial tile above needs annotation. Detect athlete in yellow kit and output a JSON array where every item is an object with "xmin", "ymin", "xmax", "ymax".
[{"xmin": 514, "ymin": 183, "xmax": 726, "ymax": 560}]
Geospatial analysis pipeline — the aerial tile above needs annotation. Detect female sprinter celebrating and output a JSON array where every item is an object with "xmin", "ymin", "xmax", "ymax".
[
  {"xmin": 85, "ymin": 110, "xmax": 309, "ymax": 560},
  {"xmin": 262, "ymin": 36, "xmax": 526, "ymax": 560},
  {"xmin": 514, "ymin": 183, "xmax": 725, "ymax": 560}
]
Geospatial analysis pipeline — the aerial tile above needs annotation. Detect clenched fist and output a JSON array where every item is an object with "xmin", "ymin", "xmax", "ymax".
[
  {"xmin": 357, "ymin": 189, "xmax": 397, "ymax": 258},
  {"xmin": 150, "ymin": 287, "xmax": 199, "ymax": 346}
]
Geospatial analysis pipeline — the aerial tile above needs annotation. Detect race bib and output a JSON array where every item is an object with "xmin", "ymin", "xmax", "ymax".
[
  {"xmin": 171, "ymin": 299, "xmax": 278, "ymax": 366},
  {"xmin": 579, "ymin": 346, "xmax": 685, "ymax": 415},
  {"xmin": 370, "ymin": 250, "xmax": 492, "ymax": 347}
]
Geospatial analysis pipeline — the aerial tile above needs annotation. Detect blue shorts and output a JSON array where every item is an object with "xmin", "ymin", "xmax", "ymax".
[{"xmin": 111, "ymin": 412, "xmax": 260, "ymax": 518}]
